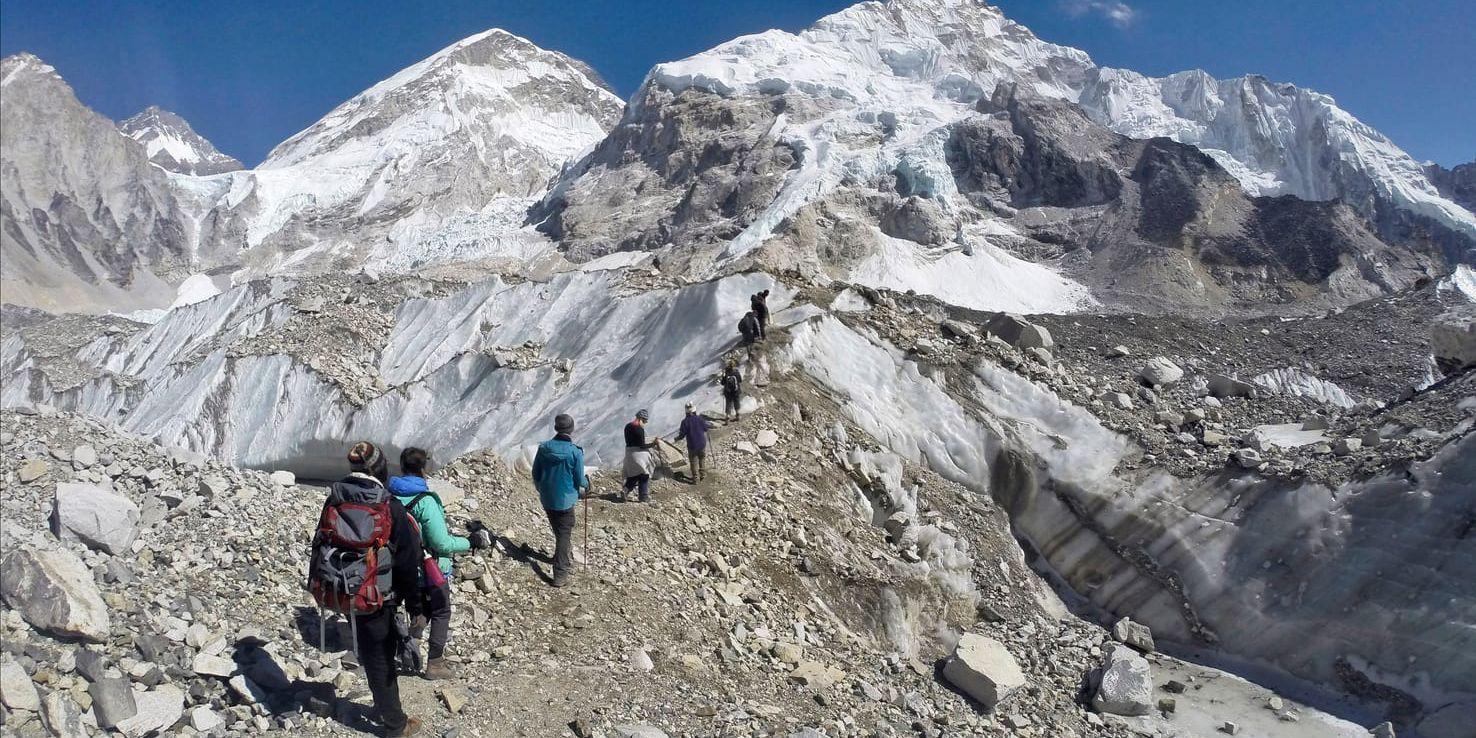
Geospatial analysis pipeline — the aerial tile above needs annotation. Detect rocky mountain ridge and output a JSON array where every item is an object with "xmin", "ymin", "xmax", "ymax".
[{"xmin": 120, "ymin": 107, "xmax": 244, "ymax": 176}]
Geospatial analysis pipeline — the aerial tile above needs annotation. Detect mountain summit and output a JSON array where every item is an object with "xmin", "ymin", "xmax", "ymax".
[{"xmin": 120, "ymin": 106, "xmax": 243, "ymax": 176}]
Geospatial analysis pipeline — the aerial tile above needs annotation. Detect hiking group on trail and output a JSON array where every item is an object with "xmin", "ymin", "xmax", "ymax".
[{"xmin": 304, "ymin": 291, "xmax": 773, "ymax": 735}]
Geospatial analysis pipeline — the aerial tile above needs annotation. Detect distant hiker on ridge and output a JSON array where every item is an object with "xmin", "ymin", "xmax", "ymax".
[
  {"xmin": 622, "ymin": 409, "xmax": 659, "ymax": 503},
  {"xmin": 722, "ymin": 360, "xmax": 744, "ymax": 422},
  {"xmin": 531, "ymin": 413, "xmax": 590, "ymax": 587},
  {"xmin": 389, "ymin": 447, "xmax": 490, "ymax": 681},
  {"xmin": 308, "ymin": 441, "xmax": 425, "ymax": 737},
  {"xmin": 674, "ymin": 402, "xmax": 711, "ymax": 483},
  {"xmin": 739, "ymin": 310, "xmax": 761, "ymax": 345},
  {"xmin": 751, "ymin": 289, "xmax": 770, "ymax": 339}
]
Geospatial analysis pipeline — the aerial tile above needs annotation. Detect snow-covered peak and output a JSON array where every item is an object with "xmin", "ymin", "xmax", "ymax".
[
  {"xmin": 648, "ymin": 0, "xmax": 1091, "ymax": 106},
  {"xmin": 1, "ymin": 52, "xmax": 63, "ymax": 90},
  {"xmin": 120, "ymin": 105, "xmax": 244, "ymax": 176},
  {"xmin": 261, "ymin": 28, "xmax": 623, "ymax": 171}
]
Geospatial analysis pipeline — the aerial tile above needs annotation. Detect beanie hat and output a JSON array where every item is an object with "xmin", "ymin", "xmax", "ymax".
[
  {"xmin": 554, "ymin": 413, "xmax": 575, "ymax": 434},
  {"xmin": 684, "ymin": 402, "xmax": 695, "ymax": 412},
  {"xmin": 636, "ymin": 409, "xmax": 650, "ymax": 421},
  {"xmin": 347, "ymin": 441, "xmax": 382, "ymax": 470}
]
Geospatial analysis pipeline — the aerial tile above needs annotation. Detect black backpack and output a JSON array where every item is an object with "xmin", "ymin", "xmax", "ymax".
[{"xmin": 723, "ymin": 371, "xmax": 741, "ymax": 394}]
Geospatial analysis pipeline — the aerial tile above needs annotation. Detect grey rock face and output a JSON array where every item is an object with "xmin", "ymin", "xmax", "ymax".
[
  {"xmin": 51, "ymin": 481, "xmax": 140, "ymax": 554},
  {"xmin": 1424, "ymin": 162, "xmax": 1476, "ymax": 215},
  {"xmin": 1431, "ymin": 305, "xmax": 1476, "ymax": 373},
  {"xmin": 0, "ymin": 546, "xmax": 111, "ymax": 642},
  {"xmin": 1092, "ymin": 645, "xmax": 1153, "ymax": 716},
  {"xmin": 120, "ymin": 106, "xmax": 244, "ymax": 176}
]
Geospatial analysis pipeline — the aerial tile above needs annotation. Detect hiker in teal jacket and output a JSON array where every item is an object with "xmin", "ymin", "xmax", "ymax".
[
  {"xmin": 390, "ymin": 447, "xmax": 488, "ymax": 680},
  {"xmin": 531, "ymin": 413, "xmax": 590, "ymax": 587}
]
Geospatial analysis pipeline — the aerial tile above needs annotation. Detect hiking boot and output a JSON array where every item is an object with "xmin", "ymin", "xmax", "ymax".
[
  {"xmin": 422, "ymin": 657, "xmax": 453, "ymax": 681},
  {"xmin": 552, "ymin": 572, "xmax": 571, "ymax": 588},
  {"xmin": 386, "ymin": 717, "xmax": 423, "ymax": 737}
]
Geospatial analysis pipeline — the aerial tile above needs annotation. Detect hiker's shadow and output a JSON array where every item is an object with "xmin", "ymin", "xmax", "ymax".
[
  {"xmin": 237, "ymin": 630, "xmax": 382, "ymax": 734},
  {"xmin": 499, "ymin": 536, "xmax": 555, "ymax": 585}
]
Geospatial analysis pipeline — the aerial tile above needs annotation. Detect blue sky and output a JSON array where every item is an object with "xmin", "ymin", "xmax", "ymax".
[{"xmin": 2, "ymin": 0, "xmax": 1471, "ymax": 167}]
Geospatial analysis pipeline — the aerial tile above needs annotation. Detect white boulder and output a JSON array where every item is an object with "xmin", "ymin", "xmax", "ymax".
[
  {"xmin": 270, "ymin": 470, "xmax": 297, "ymax": 487},
  {"xmin": 942, "ymin": 633, "xmax": 1026, "ymax": 710},
  {"xmin": 1138, "ymin": 357, "xmax": 1184, "ymax": 387},
  {"xmin": 116, "ymin": 685, "xmax": 184, "ymax": 737},
  {"xmin": 52, "ymin": 482, "xmax": 140, "ymax": 555},
  {"xmin": 0, "ymin": 658, "xmax": 40, "ymax": 711},
  {"xmin": 1092, "ymin": 645, "xmax": 1153, "ymax": 716},
  {"xmin": 0, "ymin": 547, "xmax": 111, "ymax": 642},
  {"xmin": 983, "ymin": 314, "xmax": 1054, "ymax": 349}
]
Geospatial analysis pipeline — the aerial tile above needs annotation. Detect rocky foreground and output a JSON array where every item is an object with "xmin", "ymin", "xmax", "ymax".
[{"xmin": 0, "ymin": 381, "xmax": 1387, "ymax": 737}]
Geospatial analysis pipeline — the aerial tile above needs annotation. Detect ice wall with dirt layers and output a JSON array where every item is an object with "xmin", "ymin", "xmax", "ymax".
[{"xmin": 781, "ymin": 312, "xmax": 1476, "ymax": 733}]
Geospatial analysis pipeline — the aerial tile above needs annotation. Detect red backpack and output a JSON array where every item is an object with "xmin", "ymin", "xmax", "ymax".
[{"xmin": 308, "ymin": 475, "xmax": 394, "ymax": 617}]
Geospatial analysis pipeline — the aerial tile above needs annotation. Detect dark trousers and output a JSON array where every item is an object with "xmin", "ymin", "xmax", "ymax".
[
  {"xmin": 545, "ymin": 507, "xmax": 575, "ymax": 578},
  {"xmin": 352, "ymin": 607, "xmax": 406, "ymax": 731},
  {"xmin": 689, "ymin": 450, "xmax": 706, "ymax": 481},
  {"xmin": 623, "ymin": 473, "xmax": 650, "ymax": 502},
  {"xmin": 422, "ymin": 582, "xmax": 451, "ymax": 660},
  {"xmin": 724, "ymin": 393, "xmax": 741, "ymax": 417},
  {"xmin": 757, "ymin": 312, "xmax": 767, "ymax": 338}
]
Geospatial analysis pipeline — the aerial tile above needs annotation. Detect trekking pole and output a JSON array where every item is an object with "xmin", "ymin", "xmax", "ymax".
[{"xmin": 582, "ymin": 492, "xmax": 590, "ymax": 571}]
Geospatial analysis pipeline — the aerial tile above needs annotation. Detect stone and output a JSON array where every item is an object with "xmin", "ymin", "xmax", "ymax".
[
  {"xmin": 1111, "ymin": 618, "xmax": 1155, "ymax": 653},
  {"xmin": 228, "ymin": 674, "xmax": 267, "ymax": 704},
  {"xmin": 940, "ymin": 320, "xmax": 977, "ymax": 341},
  {"xmin": 72, "ymin": 445, "xmax": 98, "ymax": 468},
  {"xmin": 613, "ymin": 725, "xmax": 671, "ymax": 738},
  {"xmin": 1202, "ymin": 430, "xmax": 1228, "ymax": 447},
  {"xmin": 1092, "ymin": 645, "xmax": 1153, "ymax": 717},
  {"xmin": 1100, "ymin": 391, "xmax": 1133, "ymax": 410},
  {"xmin": 1430, "ymin": 305, "xmax": 1476, "ymax": 373},
  {"xmin": 1157, "ymin": 697, "xmax": 1176, "ymax": 714},
  {"xmin": 269, "ymin": 470, "xmax": 296, "ymax": 487},
  {"xmin": 1207, "ymin": 373, "xmax": 1257, "ymax": 399},
  {"xmin": 1162, "ymin": 680, "xmax": 1186, "ymax": 693},
  {"xmin": 0, "ymin": 658, "xmax": 41, "ymax": 711},
  {"xmin": 1219, "ymin": 721, "xmax": 1240, "ymax": 735},
  {"xmin": 629, "ymin": 648, "xmax": 654, "ymax": 672},
  {"xmin": 1334, "ymin": 438, "xmax": 1363, "ymax": 456},
  {"xmin": 755, "ymin": 430, "xmax": 779, "ymax": 448},
  {"xmin": 1106, "ymin": 345, "xmax": 1131, "ymax": 358},
  {"xmin": 1369, "ymin": 721, "xmax": 1395, "ymax": 738},
  {"xmin": 18, "ymin": 458, "xmax": 49, "ymax": 483},
  {"xmin": 116, "ymin": 684, "xmax": 184, "ymax": 737},
  {"xmin": 90, "ymin": 676, "xmax": 138, "ymax": 729},
  {"xmin": 189, "ymin": 705, "xmax": 224, "ymax": 732},
  {"xmin": 0, "ymin": 547, "xmax": 111, "ymax": 642},
  {"xmin": 1300, "ymin": 416, "xmax": 1331, "ymax": 431},
  {"xmin": 438, "ymin": 686, "xmax": 468, "ymax": 714},
  {"xmin": 1138, "ymin": 357, "xmax": 1184, "ymax": 387},
  {"xmin": 191, "ymin": 653, "xmax": 236, "ymax": 678},
  {"xmin": 983, "ymin": 314, "xmax": 1053, "ymax": 349},
  {"xmin": 51, "ymin": 482, "xmax": 140, "ymax": 555},
  {"xmin": 41, "ymin": 691, "xmax": 87, "ymax": 738},
  {"xmin": 773, "ymin": 642, "xmax": 803, "ymax": 665},
  {"xmin": 1025, "ymin": 346, "xmax": 1053, "ymax": 365},
  {"xmin": 789, "ymin": 660, "xmax": 844, "ymax": 689},
  {"xmin": 941, "ymin": 634, "xmax": 1026, "ymax": 710},
  {"xmin": 1232, "ymin": 448, "xmax": 1263, "ymax": 469}
]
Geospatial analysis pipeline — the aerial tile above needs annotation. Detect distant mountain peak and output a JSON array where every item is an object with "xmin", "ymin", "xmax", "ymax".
[{"xmin": 120, "ymin": 105, "xmax": 243, "ymax": 176}]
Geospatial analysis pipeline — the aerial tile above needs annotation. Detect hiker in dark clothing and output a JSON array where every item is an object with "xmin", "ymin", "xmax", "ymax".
[
  {"xmin": 333, "ymin": 441, "xmax": 425, "ymax": 737},
  {"xmin": 739, "ymin": 311, "xmax": 761, "ymax": 345},
  {"xmin": 674, "ymin": 402, "xmax": 710, "ymax": 483},
  {"xmin": 531, "ymin": 414, "xmax": 590, "ymax": 587},
  {"xmin": 622, "ymin": 409, "xmax": 659, "ymax": 503},
  {"xmin": 751, "ymin": 290, "xmax": 770, "ymax": 339},
  {"xmin": 390, "ymin": 447, "xmax": 489, "ymax": 681},
  {"xmin": 722, "ymin": 361, "xmax": 743, "ymax": 421}
]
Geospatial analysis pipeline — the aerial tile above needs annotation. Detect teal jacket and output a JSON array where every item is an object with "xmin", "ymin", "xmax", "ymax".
[
  {"xmin": 532, "ymin": 435, "xmax": 589, "ymax": 512},
  {"xmin": 389, "ymin": 475, "xmax": 470, "ymax": 576}
]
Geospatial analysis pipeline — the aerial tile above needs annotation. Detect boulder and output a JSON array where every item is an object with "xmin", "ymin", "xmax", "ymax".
[
  {"xmin": 0, "ymin": 658, "xmax": 40, "ymax": 711},
  {"xmin": 1207, "ymin": 373, "xmax": 1257, "ymax": 399},
  {"xmin": 1334, "ymin": 438, "xmax": 1363, "ymax": 456},
  {"xmin": 52, "ymin": 482, "xmax": 140, "ymax": 554},
  {"xmin": 942, "ymin": 633, "xmax": 1026, "ymax": 710},
  {"xmin": 614, "ymin": 726, "xmax": 670, "ymax": 738},
  {"xmin": 269, "ymin": 470, "xmax": 296, "ymax": 487},
  {"xmin": 72, "ymin": 445, "xmax": 98, "ymax": 468},
  {"xmin": 41, "ymin": 691, "xmax": 87, "ymax": 738},
  {"xmin": 1099, "ymin": 391, "xmax": 1133, "ymax": 410},
  {"xmin": 18, "ymin": 458, "xmax": 49, "ymax": 483},
  {"xmin": 1106, "ymin": 345, "xmax": 1132, "ymax": 358},
  {"xmin": 1111, "ymin": 618, "xmax": 1156, "ymax": 653},
  {"xmin": 1232, "ymin": 448, "xmax": 1264, "ymax": 470},
  {"xmin": 755, "ymin": 430, "xmax": 779, "ymax": 448},
  {"xmin": 1092, "ymin": 645, "xmax": 1153, "ymax": 716},
  {"xmin": 191, "ymin": 653, "xmax": 236, "ymax": 678},
  {"xmin": 189, "ymin": 706, "xmax": 224, "ymax": 732},
  {"xmin": 940, "ymin": 320, "xmax": 977, "ymax": 341},
  {"xmin": 116, "ymin": 685, "xmax": 184, "ymax": 737},
  {"xmin": 1431, "ymin": 305, "xmax": 1476, "ymax": 373},
  {"xmin": 90, "ymin": 676, "xmax": 138, "ymax": 729},
  {"xmin": 983, "ymin": 314, "xmax": 1054, "ymax": 350},
  {"xmin": 1138, "ymin": 357, "xmax": 1184, "ymax": 387},
  {"xmin": 0, "ymin": 547, "xmax": 111, "ymax": 642}
]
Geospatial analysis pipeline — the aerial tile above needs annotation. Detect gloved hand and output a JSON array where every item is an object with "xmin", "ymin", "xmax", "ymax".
[{"xmin": 470, "ymin": 529, "xmax": 493, "ymax": 550}]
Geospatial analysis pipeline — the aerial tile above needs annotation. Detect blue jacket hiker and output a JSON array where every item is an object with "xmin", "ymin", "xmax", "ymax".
[
  {"xmin": 531, "ymin": 413, "xmax": 589, "ymax": 587},
  {"xmin": 674, "ymin": 402, "xmax": 710, "ymax": 483}
]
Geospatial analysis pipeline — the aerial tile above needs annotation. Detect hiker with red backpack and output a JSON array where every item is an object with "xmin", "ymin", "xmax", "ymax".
[
  {"xmin": 388, "ymin": 447, "xmax": 490, "ymax": 681},
  {"xmin": 308, "ymin": 441, "xmax": 425, "ymax": 737}
]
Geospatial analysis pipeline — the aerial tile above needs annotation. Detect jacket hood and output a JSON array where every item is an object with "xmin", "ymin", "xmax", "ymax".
[{"xmin": 388, "ymin": 475, "xmax": 430, "ymax": 496}]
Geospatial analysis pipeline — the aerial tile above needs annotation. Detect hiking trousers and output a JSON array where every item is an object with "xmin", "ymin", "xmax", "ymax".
[
  {"xmin": 422, "ymin": 582, "xmax": 452, "ymax": 661},
  {"xmin": 689, "ymin": 450, "xmax": 706, "ymax": 482},
  {"xmin": 545, "ymin": 507, "xmax": 575, "ymax": 579},
  {"xmin": 623, "ymin": 473, "xmax": 650, "ymax": 502},
  {"xmin": 724, "ymin": 392, "xmax": 741, "ymax": 418},
  {"xmin": 352, "ymin": 607, "xmax": 407, "ymax": 732}
]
